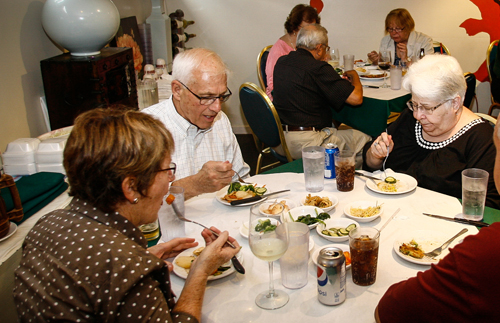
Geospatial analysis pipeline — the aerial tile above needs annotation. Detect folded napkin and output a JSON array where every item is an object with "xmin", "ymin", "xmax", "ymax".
[{"xmin": 0, "ymin": 172, "xmax": 68, "ymax": 224}]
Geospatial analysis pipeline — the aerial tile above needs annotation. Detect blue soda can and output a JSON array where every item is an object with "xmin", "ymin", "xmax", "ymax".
[
  {"xmin": 317, "ymin": 247, "xmax": 346, "ymax": 306},
  {"xmin": 324, "ymin": 143, "xmax": 339, "ymax": 179}
]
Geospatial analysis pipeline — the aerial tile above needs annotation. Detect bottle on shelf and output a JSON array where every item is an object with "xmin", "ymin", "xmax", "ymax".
[
  {"xmin": 156, "ymin": 58, "xmax": 167, "ymax": 78},
  {"xmin": 419, "ymin": 48, "xmax": 425, "ymax": 60},
  {"xmin": 143, "ymin": 64, "xmax": 158, "ymax": 81},
  {"xmin": 172, "ymin": 32, "xmax": 196, "ymax": 43}
]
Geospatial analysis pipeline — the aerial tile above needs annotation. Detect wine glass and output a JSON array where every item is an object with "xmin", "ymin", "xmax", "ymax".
[
  {"xmin": 378, "ymin": 50, "xmax": 392, "ymax": 88},
  {"xmin": 249, "ymin": 203, "xmax": 289, "ymax": 310},
  {"xmin": 328, "ymin": 48, "xmax": 340, "ymax": 68}
]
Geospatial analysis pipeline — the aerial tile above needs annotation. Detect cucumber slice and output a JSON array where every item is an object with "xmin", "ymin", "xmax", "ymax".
[
  {"xmin": 384, "ymin": 176, "xmax": 397, "ymax": 184},
  {"xmin": 339, "ymin": 228, "xmax": 349, "ymax": 235},
  {"xmin": 346, "ymin": 224, "xmax": 357, "ymax": 232},
  {"xmin": 255, "ymin": 187, "xmax": 267, "ymax": 195}
]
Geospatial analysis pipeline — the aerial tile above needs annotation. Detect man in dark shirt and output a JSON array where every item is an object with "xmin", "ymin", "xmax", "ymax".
[{"xmin": 273, "ymin": 24, "xmax": 371, "ymax": 163}]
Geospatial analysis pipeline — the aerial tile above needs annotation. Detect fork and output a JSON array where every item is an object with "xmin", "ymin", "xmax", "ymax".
[
  {"xmin": 382, "ymin": 129, "xmax": 389, "ymax": 178},
  {"xmin": 171, "ymin": 203, "xmax": 245, "ymax": 274},
  {"xmin": 423, "ymin": 228, "xmax": 468, "ymax": 258},
  {"xmin": 234, "ymin": 170, "xmax": 248, "ymax": 184}
]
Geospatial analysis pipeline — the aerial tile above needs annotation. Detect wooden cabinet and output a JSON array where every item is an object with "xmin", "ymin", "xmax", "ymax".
[{"xmin": 41, "ymin": 47, "xmax": 138, "ymax": 130}]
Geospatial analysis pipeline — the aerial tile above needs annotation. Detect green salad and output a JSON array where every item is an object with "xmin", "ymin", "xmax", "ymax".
[
  {"xmin": 289, "ymin": 209, "xmax": 330, "ymax": 226},
  {"xmin": 227, "ymin": 182, "xmax": 267, "ymax": 195},
  {"xmin": 255, "ymin": 219, "xmax": 277, "ymax": 233}
]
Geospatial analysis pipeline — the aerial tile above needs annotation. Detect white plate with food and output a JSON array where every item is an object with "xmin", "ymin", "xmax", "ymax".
[
  {"xmin": 300, "ymin": 193, "xmax": 338, "ymax": 212},
  {"xmin": 173, "ymin": 247, "xmax": 244, "ymax": 280},
  {"xmin": 259, "ymin": 199, "xmax": 297, "ymax": 217},
  {"xmin": 0, "ymin": 222, "xmax": 17, "ymax": 242},
  {"xmin": 282, "ymin": 206, "xmax": 329, "ymax": 229},
  {"xmin": 393, "ymin": 230, "xmax": 464, "ymax": 265},
  {"xmin": 215, "ymin": 183, "xmax": 268, "ymax": 206},
  {"xmin": 344, "ymin": 200, "xmax": 384, "ymax": 223},
  {"xmin": 311, "ymin": 244, "xmax": 351, "ymax": 269},
  {"xmin": 354, "ymin": 66, "xmax": 368, "ymax": 76},
  {"xmin": 316, "ymin": 218, "xmax": 360, "ymax": 242},
  {"xmin": 365, "ymin": 172, "xmax": 417, "ymax": 195},
  {"xmin": 360, "ymin": 71, "xmax": 386, "ymax": 80}
]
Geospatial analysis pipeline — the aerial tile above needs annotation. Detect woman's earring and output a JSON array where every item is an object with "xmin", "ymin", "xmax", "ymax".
[{"xmin": 132, "ymin": 198, "xmax": 139, "ymax": 204}]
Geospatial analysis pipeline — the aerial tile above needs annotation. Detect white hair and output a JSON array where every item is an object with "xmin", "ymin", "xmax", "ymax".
[
  {"xmin": 402, "ymin": 54, "xmax": 466, "ymax": 106},
  {"xmin": 296, "ymin": 24, "xmax": 328, "ymax": 50},
  {"xmin": 172, "ymin": 48, "xmax": 230, "ymax": 86}
]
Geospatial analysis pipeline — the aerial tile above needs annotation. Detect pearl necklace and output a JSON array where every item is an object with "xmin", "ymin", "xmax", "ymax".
[{"xmin": 414, "ymin": 118, "xmax": 484, "ymax": 150}]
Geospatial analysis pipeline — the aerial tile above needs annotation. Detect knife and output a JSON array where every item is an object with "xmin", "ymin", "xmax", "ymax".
[
  {"xmin": 363, "ymin": 85, "xmax": 380, "ymax": 88},
  {"xmin": 423, "ymin": 213, "xmax": 489, "ymax": 227},
  {"xmin": 354, "ymin": 171, "xmax": 381, "ymax": 181},
  {"xmin": 230, "ymin": 189, "xmax": 290, "ymax": 206}
]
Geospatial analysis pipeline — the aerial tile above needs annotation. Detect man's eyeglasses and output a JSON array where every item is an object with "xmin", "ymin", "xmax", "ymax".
[
  {"xmin": 387, "ymin": 27, "xmax": 405, "ymax": 33},
  {"xmin": 406, "ymin": 99, "xmax": 452, "ymax": 115},
  {"xmin": 321, "ymin": 44, "xmax": 330, "ymax": 52},
  {"xmin": 158, "ymin": 162, "xmax": 176, "ymax": 176},
  {"xmin": 178, "ymin": 81, "xmax": 232, "ymax": 105}
]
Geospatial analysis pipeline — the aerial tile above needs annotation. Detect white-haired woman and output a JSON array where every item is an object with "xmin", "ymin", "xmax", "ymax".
[{"xmin": 363, "ymin": 55, "xmax": 500, "ymax": 209}]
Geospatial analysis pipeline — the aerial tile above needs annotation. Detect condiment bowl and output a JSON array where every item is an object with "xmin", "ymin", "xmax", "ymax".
[
  {"xmin": 316, "ymin": 218, "xmax": 360, "ymax": 242},
  {"xmin": 281, "ymin": 206, "xmax": 324, "ymax": 229},
  {"xmin": 300, "ymin": 193, "xmax": 338, "ymax": 212},
  {"xmin": 344, "ymin": 200, "xmax": 384, "ymax": 223},
  {"xmin": 259, "ymin": 198, "xmax": 297, "ymax": 217}
]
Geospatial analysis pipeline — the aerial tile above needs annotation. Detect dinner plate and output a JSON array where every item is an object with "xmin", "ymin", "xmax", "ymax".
[
  {"xmin": 344, "ymin": 200, "xmax": 384, "ymax": 223},
  {"xmin": 215, "ymin": 184, "xmax": 268, "ymax": 206},
  {"xmin": 259, "ymin": 199, "xmax": 297, "ymax": 216},
  {"xmin": 365, "ymin": 172, "xmax": 417, "ymax": 195},
  {"xmin": 173, "ymin": 247, "xmax": 244, "ymax": 280},
  {"xmin": 311, "ymin": 244, "xmax": 351, "ymax": 269},
  {"xmin": 316, "ymin": 218, "xmax": 360, "ymax": 242},
  {"xmin": 393, "ymin": 230, "xmax": 465, "ymax": 265},
  {"xmin": 300, "ymin": 193, "xmax": 338, "ymax": 212},
  {"xmin": 282, "ymin": 206, "xmax": 324, "ymax": 229},
  {"xmin": 360, "ymin": 73, "xmax": 386, "ymax": 80},
  {"xmin": 0, "ymin": 222, "xmax": 18, "ymax": 242}
]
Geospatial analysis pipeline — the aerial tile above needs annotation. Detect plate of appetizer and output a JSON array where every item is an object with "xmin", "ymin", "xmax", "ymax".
[
  {"xmin": 360, "ymin": 71, "xmax": 386, "ymax": 80},
  {"xmin": 216, "ymin": 182, "xmax": 268, "ymax": 206},
  {"xmin": 259, "ymin": 199, "xmax": 297, "ymax": 217},
  {"xmin": 316, "ymin": 218, "xmax": 359, "ymax": 242},
  {"xmin": 344, "ymin": 200, "xmax": 384, "ymax": 223},
  {"xmin": 173, "ymin": 246, "xmax": 244, "ymax": 280},
  {"xmin": 311, "ymin": 244, "xmax": 352, "ymax": 269},
  {"xmin": 281, "ymin": 206, "xmax": 331, "ymax": 229},
  {"xmin": 365, "ymin": 172, "xmax": 417, "ymax": 195},
  {"xmin": 393, "ymin": 230, "xmax": 465, "ymax": 265},
  {"xmin": 300, "ymin": 193, "xmax": 338, "ymax": 212}
]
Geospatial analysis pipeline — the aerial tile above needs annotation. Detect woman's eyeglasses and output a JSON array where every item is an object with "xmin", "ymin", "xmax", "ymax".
[
  {"xmin": 406, "ymin": 99, "xmax": 452, "ymax": 115},
  {"xmin": 387, "ymin": 27, "xmax": 405, "ymax": 33},
  {"xmin": 158, "ymin": 162, "xmax": 176, "ymax": 176}
]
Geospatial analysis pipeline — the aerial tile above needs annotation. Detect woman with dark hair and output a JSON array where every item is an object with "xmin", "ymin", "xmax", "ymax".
[
  {"xmin": 265, "ymin": 4, "xmax": 320, "ymax": 100},
  {"xmin": 368, "ymin": 8, "xmax": 433, "ymax": 66},
  {"xmin": 13, "ymin": 108, "xmax": 240, "ymax": 322}
]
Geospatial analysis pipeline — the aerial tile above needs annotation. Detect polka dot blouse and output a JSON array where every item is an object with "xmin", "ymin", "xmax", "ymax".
[{"xmin": 13, "ymin": 198, "xmax": 197, "ymax": 323}]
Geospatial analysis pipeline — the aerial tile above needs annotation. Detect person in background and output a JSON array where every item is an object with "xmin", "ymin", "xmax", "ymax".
[
  {"xmin": 375, "ymin": 119, "xmax": 500, "ymax": 323},
  {"xmin": 265, "ymin": 4, "xmax": 320, "ymax": 101},
  {"xmin": 273, "ymin": 24, "xmax": 371, "ymax": 165},
  {"xmin": 363, "ymin": 54, "xmax": 500, "ymax": 209},
  {"xmin": 367, "ymin": 8, "xmax": 433, "ymax": 66},
  {"xmin": 143, "ymin": 48, "xmax": 250, "ymax": 200},
  {"xmin": 491, "ymin": 42, "xmax": 500, "ymax": 104},
  {"xmin": 13, "ymin": 108, "xmax": 240, "ymax": 322}
]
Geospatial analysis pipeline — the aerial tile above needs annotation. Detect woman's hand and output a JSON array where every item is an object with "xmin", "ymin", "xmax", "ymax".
[
  {"xmin": 366, "ymin": 132, "xmax": 394, "ymax": 169},
  {"xmin": 368, "ymin": 51, "xmax": 379, "ymax": 64},
  {"xmin": 396, "ymin": 43, "xmax": 408, "ymax": 62},
  {"xmin": 148, "ymin": 237, "xmax": 199, "ymax": 272}
]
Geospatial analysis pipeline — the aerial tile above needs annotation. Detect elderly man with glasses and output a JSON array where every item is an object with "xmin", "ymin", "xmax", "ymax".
[
  {"xmin": 367, "ymin": 8, "xmax": 433, "ymax": 66},
  {"xmin": 363, "ymin": 54, "xmax": 500, "ymax": 209},
  {"xmin": 272, "ymin": 24, "xmax": 371, "ymax": 165}
]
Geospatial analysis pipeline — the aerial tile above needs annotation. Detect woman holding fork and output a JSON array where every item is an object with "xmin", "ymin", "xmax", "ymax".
[{"xmin": 362, "ymin": 55, "xmax": 500, "ymax": 209}]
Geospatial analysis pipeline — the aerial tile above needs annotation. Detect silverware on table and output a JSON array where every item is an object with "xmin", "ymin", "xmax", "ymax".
[
  {"xmin": 423, "ymin": 228, "xmax": 468, "ymax": 258},
  {"xmin": 423, "ymin": 213, "xmax": 489, "ymax": 227},
  {"xmin": 171, "ymin": 202, "xmax": 245, "ymax": 274},
  {"xmin": 234, "ymin": 170, "xmax": 248, "ymax": 184},
  {"xmin": 230, "ymin": 189, "xmax": 290, "ymax": 206},
  {"xmin": 363, "ymin": 85, "xmax": 380, "ymax": 88},
  {"xmin": 382, "ymin": 129, "xmax": 389, "ymax": 179},
  {"xmin": 379, "ymin": 208, "xmax": 400, "ymax": 232},
  {"xmin": 354, "ymin": 171, "xmax": 381, "ymax": 182}
]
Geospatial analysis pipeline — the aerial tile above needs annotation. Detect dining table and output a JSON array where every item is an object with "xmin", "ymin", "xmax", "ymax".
[
  {"xmin": 332, "ymin": 73, "xmax": 411, "ymax": 137},
  {"xmin": 166, "ymin": 163, "xmax": 498, "ymax": 323}
]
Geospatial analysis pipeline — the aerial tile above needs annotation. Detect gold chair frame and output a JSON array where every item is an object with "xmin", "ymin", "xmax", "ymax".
[
  {"xmin": 433, "ymin": 41, "xmax": 451, "ymax": 55},
  {"xmin": 256, "ymin": 45, "xmax": 272, "ymax": 90},
  {"xmin": 487, "ymin": 39, "xmax": 500, "ymax": 116}
]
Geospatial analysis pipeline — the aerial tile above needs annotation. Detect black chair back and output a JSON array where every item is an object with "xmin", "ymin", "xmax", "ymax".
[{"xmin": 464, "ymin": 72, "xmax": 477, "ymax": 110}]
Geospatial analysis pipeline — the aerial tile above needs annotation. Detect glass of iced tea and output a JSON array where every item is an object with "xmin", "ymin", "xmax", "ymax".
[
  {"xmin": 335, "ymin": 150, "xmax": 355, "ymax": 192},
  {"xmin": 349, "ymin": 227, "xmax": 380, "ymax": 286}
]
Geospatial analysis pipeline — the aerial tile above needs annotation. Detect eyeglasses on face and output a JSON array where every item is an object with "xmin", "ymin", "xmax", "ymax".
[
  {"xmin": 178, "ymin": 81, "xmax": 232, "ymax": 105},
  {"xmin": 157, "ymin": 162, "xmax": 176, "ymax": 176},
  {"xmin": 387, "ymin": 27, "xmax": 405, "ymax": 33},
  {"xmin": 321, "ymin": 44, "xmax": 330, "ymax": 52},
  {"xmin": 406, "ymin": 99, "xmax": 452, "ymax": 115}
]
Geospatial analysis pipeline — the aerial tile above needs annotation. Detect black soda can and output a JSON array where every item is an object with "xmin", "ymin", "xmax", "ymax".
[{"xmin": 324, "ymin": 143, "xmax": 339, "ymax": 179}]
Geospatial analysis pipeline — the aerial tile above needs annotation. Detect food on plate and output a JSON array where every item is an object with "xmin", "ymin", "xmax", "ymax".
[
  {"xmin": 176, "ymin": 247, "xmax": 232, "ymax": 276},
  {"xmin": 363, "ymin": 73, "xmax": 384, "ymax": 78},
  {"xmin": 222, "ymin": 182, "xmax": 267, "ymax": 202},
  {"xmin": 399, "ymin": 240, "xmax": 425, "ymax": 259},
  {"xmin": 354, "ymin": 59, "xmax": 364, "ymax": 63},
  {"xmin": 321, "ymin": 223, "xmax": 357, "ymax": 237},
  {"xmin": 335, "ymin": 67, "xmax": 343, "ymax": 75},
  {"xmin": 304, "ymin": 194, "xmax": 333, "ymax": 208},
  {"xmin": 254, "ymin": 219, "xmax": 277, "ymax": 233},
  {"xmin": 262, "ymin": 200, "xmax": 290, "ymax": 215},
  {"xmin": 355, "ymin": 67, "xmax": 367, "ymax": 73},
  {"xmin": 377, "ymin": 181, "xmax": 398, "ymax": 192},
  {"xmin": 350, "ymin": 203, "xmax": 383, "ymax": 218},
  {"xmin": 289, "ymin": 209, "xmax": 331, "ymax": 226},
  {"xmin": 384, "ymin": 176, "xmax": 397, "ymax": 184},
  {"xmin": 343, "ymin": 251, "xmax": 351, "ymax": 266}
]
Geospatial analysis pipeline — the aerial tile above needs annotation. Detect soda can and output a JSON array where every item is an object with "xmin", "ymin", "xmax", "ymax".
[
  {"xmin": 317, "ymin": 247, "xmax": 346, "ymax": 305},
  {"xmin": 324, "ymin": 143, "xmax": 339, "ymax": 179}
]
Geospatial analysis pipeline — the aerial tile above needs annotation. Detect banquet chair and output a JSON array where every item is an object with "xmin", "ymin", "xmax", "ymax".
[
  {"xmin": 475, "ymin": 113, "xmax": 497, "ymax": 126},
  {"xmin": 239, "ymin": 82, "xmax": 293, "ymax": 174},
  {"xmin": 433, "ymin": 41, "xmax": 451, "ymax": 55},
  {"xmin": 257, "ymin": 45, "xmax": 272, "ymax": 90},
  {"xmin": 487, "ymin": 39, "xmax": 500, "ymax": 116},
  {"xmin": 464, "ymin": 72, "xmax": 478, "ymax": 111}
]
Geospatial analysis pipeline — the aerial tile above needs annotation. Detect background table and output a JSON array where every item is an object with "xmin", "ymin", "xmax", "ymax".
[
  {"xmin": 169, "ymin": 172, "xmax": 483, "ymax": 323},
  {"xmin": 332, "ymin": 77, "xmax": 411, "ymax": 137}
]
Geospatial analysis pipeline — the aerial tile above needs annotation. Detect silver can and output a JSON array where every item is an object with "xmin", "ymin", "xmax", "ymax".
[{"xmin": 317, "ymin": 247, "xmax": 346, "ymax": 305}]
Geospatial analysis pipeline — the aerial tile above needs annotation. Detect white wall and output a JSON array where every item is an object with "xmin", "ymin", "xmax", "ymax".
[{"xmin": 0, "ymin": 0, "xmax": 494, "ymax": 152}]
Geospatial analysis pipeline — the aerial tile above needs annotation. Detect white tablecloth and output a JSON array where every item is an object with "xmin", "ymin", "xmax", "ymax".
[
  {"xmin": 361, "ymin": 76, "xmax": 410, "ymax": 101},
  {"xmin": 168, "ymin": 172, "xmax": 478, "ymax": 323}
]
